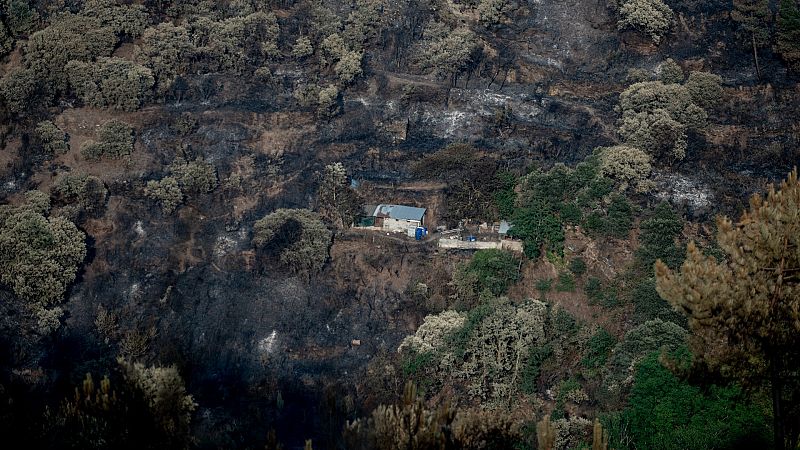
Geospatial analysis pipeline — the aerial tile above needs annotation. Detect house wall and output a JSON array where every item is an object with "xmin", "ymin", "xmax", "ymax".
[{"xmin": 382, "ymin": 218, "xmax": 420, "ymax": 232}]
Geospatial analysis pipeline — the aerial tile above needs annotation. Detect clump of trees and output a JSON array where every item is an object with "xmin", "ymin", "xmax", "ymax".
[
  {"xmin": 252, "ymin": 208, "xmax": 332, "ymax": 275},
  {"xmin": 66, "ymin": 57, "xmax": 154, "ymax": 111},
  {"xmin": 656, "ymin": 168, "xmax": 800, "ymax": 450},
  {"xmin": 415, "ymin": 23, "xmax": 481, "ymax": 83},
  {"xmin": 0, "ymin": 191, "xmax": 86, "ymax": 306},
  {"xmin": 616, "ymin": 74, "xmax": 721, "ymax": 161},
  {"xmin": 168, "ymin": 157, "xmax": 218, "ymax": 194},
  {"xmin": 617, "ymin": 0, "xmax": 673, "ymax": 43},
  {"xmin": 776, "ymin": 0, "xmax": 800, "ymax": 70}
]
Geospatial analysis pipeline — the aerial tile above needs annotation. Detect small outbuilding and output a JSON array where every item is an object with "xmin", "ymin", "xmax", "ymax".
[{"xmin": 371, "ymin": 204, "xmax": 427, "ymax": 232}]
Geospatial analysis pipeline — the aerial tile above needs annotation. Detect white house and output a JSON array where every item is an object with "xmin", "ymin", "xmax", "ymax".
[{"xmin": 371, "ymin": 204, "xmax": 426, "ymax": 233}]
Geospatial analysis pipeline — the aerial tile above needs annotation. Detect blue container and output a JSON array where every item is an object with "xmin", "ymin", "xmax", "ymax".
[
  {"xmin": 415, "ymin": 227, "xmax": 424, "ymax": 240},
  {"xmin": 467, "ymin": 235, "xmax": 477, "ymax": 242}
]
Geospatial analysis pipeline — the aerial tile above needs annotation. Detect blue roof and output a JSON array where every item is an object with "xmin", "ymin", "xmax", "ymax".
[{"xmin": 372, "ymin": 204, "xmax": 426, "ymax": 221}]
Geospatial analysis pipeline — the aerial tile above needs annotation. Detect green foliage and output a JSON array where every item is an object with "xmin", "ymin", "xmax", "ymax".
[
  {"xmin": 597, "ymin": 145, "xmax": 653, "ymax": 193},
  {"xmin": 520, "ymin": 344, "xmax": 553, "ymax": 394},
  {"xmin": 252, "ymin": 208, "xmax": 332, "ymax": 275},
  {"xmin": 292, "ymin": 36, "xmax": 314, "ymax": 59},
  {"xmin": 555, "ymin": 271, "xmax": 576, "ymax": 292},
  {"xmin": 81, "ymin": 0, "xmax": 149, "ymax": 38},
  {"xmin": 0, "ymin": 20, "xmax": 13, "ymax": 58},
  {"xmin": 777, "ymin": 0, "xmax": 800, "ymax": 70},
  {"xmin": 604, "ymin": 319, "xmax": 687, "ymax": 395},
  {"xmin": 631, "ymin": 278, "xmax": 686, "ymax": 326},
  {"xmin": 636, "ymin": 202, "xmax": 684, "ymax": 271},
  {"xmin": 120, "ymin": 359, "xmax": 197, "ymax": 442},
  {"xmin": 447, "ymin": 301, "xmax": 497, "ymax": 359},
  {"xmin": 553, "ymin": 308, "xmax": 579, "ymax": 336},
  {"xmin": 584, "ymin": 195, "xmax": 634, "ymax": 239},
  {"xmin": 617, "ymin": 0, "xmax": 673, "ymax": 43},
  {"xmin": 66, "ymin": 57, "xmax": 154, "ymax": 111},
  {"xmin": 35, "ymin": 121, "xmax": 69, "ymax": 155},
  {"xmin": 190, "ymin": 12, "xmax": 280, "ymax": 73},
  {"xmin": 581, "ymin": 329, "xmax": 617, "ymax": 369},
  {"xmin": 24, "ymin": 13, "xmax": 117, "ymax": 95},
  {"xmin": 510, "ymin": 202, "xmax": 564, "ymax": 259},
  {"xmin": 569, "ymin": 258, "xmax": 587, "ymax": 277},
  {"xmin": 81, "ymin": 120, "xmax": 135, "ymax": 160},
  {"xmin": 494, "ymin": 171, "xmax": 517, "ymax": 219},
  {"xmin": 462, "ymin": 249, "xmax": 521, "ymax": 296},
  {"xmin": 621, "ymin": 352, "xmax": 771, "ymax": 449},
  {"xmin": 317, "ymin": 162, "xmax": 361, "ymax": 228},
  {"xmin": 401, "ymin": 350, "xmax": 436, "ymax": 378},
  {"xmin": 2, "ymin": 0, "xmax": 38, "ymax": 36},
  {"xmin": 0, "ymin": 193, "xmax": 86, "ymax": 306},
  {"xmin": 0, "ymin": 67, "xmax": 43, "ymax": 113},
  {"xmin": 145, "ymin": 177, "xmax": 184, "ymax": 214},
  {"xmin": 169, "ymin": 157, "xmax": 218, "ymax": 194}
]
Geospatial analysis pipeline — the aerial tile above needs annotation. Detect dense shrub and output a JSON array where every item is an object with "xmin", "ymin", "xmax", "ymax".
[
  {"xmin": 35, "ymin": 121, "xmax": 69, "ymax": 155},
  {"xmin": 136, "ymin": 23, "xmax": 194, "ymax": 94},
  {"xmin": 169, "ymin": 157, "xmax": 218, "ymax": 194},
  {"xmin": 684, "ymin": 71, "xmax": 723, "ymax": 109},
  {"xmin": 415, "ymin": 24, "xmax": 480, "ymax": 81},
  {"xmin": 632, "ymin": 278, "xmax": 686, "ymax": 326},
  {"xmin": 568, "ymin": 258, "xmax": 587, "ymax": 277},
  {"xmin": 604, "ymin": 319, "xmax": 687, "ymax": 395},
  {"xmin": 636, "ymin": 202, "xmax": 684, "ymax": 271},
  {"xmin": 777, "ymin": 0, "xmax": 800, "ymax": 71},
  {"xmin": 460, "ymin": 249, "xmax": 521, "ymax": 296},
  {"xmin": 617, "ymin": 81, "xmax": 707, "ymax": 161},
  {"xmin": 658, "ymin": 58, "xmax": 684, "ymax": 84},
  {"xmin": 52, "ymin": 173, "xmax": 108, "ymax": 216},
  {"xmin": 145, "ymin": 177, "xmax": 184, "ymax": 214},
  {"xmin": 252, "ymin": 208, "xmax": 332, "ymax": 275},
  {"xmin": 555, "ymin": 271, "xmax": 576, "ymax": 292}
]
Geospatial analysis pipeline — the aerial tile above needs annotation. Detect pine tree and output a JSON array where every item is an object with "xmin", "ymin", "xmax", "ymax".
[{"xmin": 655, "ymin": 168, "xmax": 800, "ymax": 450}]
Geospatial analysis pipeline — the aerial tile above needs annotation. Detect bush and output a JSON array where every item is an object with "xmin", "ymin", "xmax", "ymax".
[
  {"xmin": 415, "ymin": 25, "xmax": 480, "ymax": 81},
  {"xmin": 291, "ymin": 36, "xmax": 314, "ymax": 59},
  {"xmin": 555, "ymin": 271, "xmax": 576, "ymax": 292},
  {"xmin": 582, "ymin": 329, "xmax": 617, "ymax": 369},
  {"xmin": 617, "ymin": 81, "xmax": 707, "ymax": 161},
  {"xmin": 145, "ymin": 177, "xmax": 184, "ymax": 214},
  {"xmin": 632, "ymin": 278, "xmax": 686, "ymax": 326},
  {"xmin": 81, "ymin": 119, "xmax": 134, "ymax": 160},
  {"xmin": 52, "ymin": 173, "xmax": 108, "ymax": 215},
  {"xmin": 569, "ymin": 258, "xmax": 587, "ymax": 277},
  {"xmin": 252, "ymin": 208, "xmax": 332, "ymax": 275},
  {"xmin": 463, "ymin": 249, "xmax": 521, "ymax": 296},
  {"xmin": 636, "ymin": 202, "xmax": 684, "ymax": 271},
  {"xmin": 536, "ymin": 278, "xmax": 553, "ymax": 296},
  {"xmin": 617, "ymin": 0, "xmax": 673, "ymax": 43},
  {"xmin": 777, "ymin": 0, "xmax": 800, "ymax": 71},
  {"xmin": 597, "ymin": 145, "xmax": 653, "ymax": 193},
  {"xmin": 35, "ymin": 121, "xmax": 69, "ymax": 155},
  {"xmin": 520, "ymin": 344, "xmax": 553, "ymax": 394}
]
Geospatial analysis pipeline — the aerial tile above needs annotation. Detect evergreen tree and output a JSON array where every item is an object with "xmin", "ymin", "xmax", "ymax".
[{"xmin": 656, "ymin": 168, "xmax": 800, "ymax": 450}]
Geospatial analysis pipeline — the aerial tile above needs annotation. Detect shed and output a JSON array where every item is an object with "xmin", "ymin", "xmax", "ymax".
[{"xmin": 371, "ymin": 204, "xmax": 426, "ymax": 232}]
